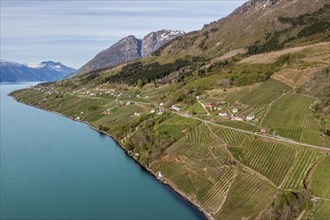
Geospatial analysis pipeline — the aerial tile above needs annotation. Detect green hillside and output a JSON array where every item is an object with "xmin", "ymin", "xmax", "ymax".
[{"xmin": 10, "ymin": 1, "xmax": 330, "ymax": 219}]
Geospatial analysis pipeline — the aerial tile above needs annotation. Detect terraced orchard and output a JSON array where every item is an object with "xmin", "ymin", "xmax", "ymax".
[
  {"xmin": 282, "ymin": 148, "xmax": 321, "ymax": 190},
  {"xmin": 200, "ymin": 167, "xmax": 236, "ymax": 213},
  {"xmin": 261, "ymin": 93, "xmax": 324, "ymax": 147},
  {"xmin": 215, "ymin": 172, "xmax": 276, "ymax": 220},
  {"xmin": 240, "ymin": 139, "xmax": 296, "ymax": 185}
]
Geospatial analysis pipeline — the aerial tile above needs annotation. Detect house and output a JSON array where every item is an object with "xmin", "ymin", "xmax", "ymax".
[
  {"xmin": 157, "ymin": 171, "xmax": 164, "ymax": 179},
  {"xmin": 196, "ymin": 96, "xmax": 201, "ymax": 100},
  {"xmin": 159, "ymin": 102, "xmax": 165, "ymax": 106},
  {"xmin": 246, "ymin": 115, "xmax": 255, "ymax": 121},
  {"xmin": 149, "ymin": 109, "xmax": 156, "ymax": 114},
  {"xmin": 234, "ymin": 115, "xmax": 245, "ymax": 121},
  {"xmin": 134, "ymin": 112, "xmax": 140, "ymax": 116},
  {"xmin": 219, "ymin": 112, "xmax": 228, "ymax": 117},
  {"xmin": 260, "ymin": 128, "xmax": 268, "ymax": 133},
  {"xmin": 206, "ymin": 103, "xmax": 215, "ymax": 108},
  {"xmin": 171, "ymin": 105, "xmax": 180, "ymax": 111},
  {"xmin": 126, "ymin": 101, "xmax": 132, "ymax": 106},
  {"xmin": 157, "ymin": 109, "xmax": 164, "ymax": 115},
  {"xmin": 232, "ymin": 108, "xmax": 238, "ymax": 113}
]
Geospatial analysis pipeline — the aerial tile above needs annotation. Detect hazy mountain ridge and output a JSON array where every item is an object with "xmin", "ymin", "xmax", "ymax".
[{"xmin": 0, "ymin": 60, "xmax": 76, "ymax": 82}]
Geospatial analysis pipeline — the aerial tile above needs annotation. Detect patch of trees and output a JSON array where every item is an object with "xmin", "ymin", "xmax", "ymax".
[
  {"xmin": 262, "ymin": 190, "xmax": 313, "ymax": 220},
  {"xmin": 121, "ymin": 113, "xmax": 175, "ymax": 166},
  {"xmin": 247, "ymin": 4, "xmax": 330, "ymax": 55},
  {"xmin": 105, "ymin": 57, "xmax": 205, "ymax": 85}
]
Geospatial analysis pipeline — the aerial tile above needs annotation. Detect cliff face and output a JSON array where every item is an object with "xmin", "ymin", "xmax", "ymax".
[
  {"xmin": 141, "ymin": 30, "xmax": 185, "ymax": 57},
  {"xmin": 76, "ymin": 30, "xmax": 185, "ymax": 76}
]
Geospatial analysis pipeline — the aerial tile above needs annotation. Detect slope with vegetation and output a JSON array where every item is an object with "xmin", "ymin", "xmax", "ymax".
[{"xmin": 10, "ymin": 0, "xmax": 330, "ymax": 219}]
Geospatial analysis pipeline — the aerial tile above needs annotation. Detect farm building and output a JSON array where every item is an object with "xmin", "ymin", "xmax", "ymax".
[
  {"xmin": 219, "ymin": 112, "xmax": 228, "ymax": 117},
  {"xmin": 157, "ymin": 171, "xmax": 164, "ymax": 179},
  {"xmin": 172, "ymin": 105, "xmax": 180, "ymax": 111},
  {"xmin": 260, "ymin": 128, "xmax": 268, "ymax": 133},
  {"xmin": 206, "ymin": 103, "xmax": 215, "ymax": 108},
  {"xmin": 134, "ymin": 112, "xmax": 140, "ymax": 116},
  {"xmin": 234, "ymin": 115, "xmax": 245, "ymax": 121},
  {"xmin": 246, "ymin": 115, "xmax": 255, "ymax": 121}
]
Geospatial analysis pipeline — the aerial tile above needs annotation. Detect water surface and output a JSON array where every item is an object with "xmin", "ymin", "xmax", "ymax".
[{"xmin": 0, "ymin": 83, "xmax": 203, "ymax": 219}]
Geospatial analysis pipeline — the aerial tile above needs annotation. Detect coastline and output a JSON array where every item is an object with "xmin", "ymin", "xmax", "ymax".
[{"xmin": 11, "ymin": 96, "xmax": 213, "ymax": 220}]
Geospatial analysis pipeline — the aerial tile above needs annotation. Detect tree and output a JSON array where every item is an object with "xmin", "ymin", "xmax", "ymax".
[
  {"xmin": 219, "ymin": 79, "xmax": 232, "ymax": 91},
  {"xmin": 137, "ymin": 79, "xmax": 144, "ymax": 88}
]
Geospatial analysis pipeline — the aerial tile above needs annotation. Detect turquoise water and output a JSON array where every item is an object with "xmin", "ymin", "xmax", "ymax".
[{"xmin": 0, "ymin": 83, "xmax": 203, "ymax": 219}]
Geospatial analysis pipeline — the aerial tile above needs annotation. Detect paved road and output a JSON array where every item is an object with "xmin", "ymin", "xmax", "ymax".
[{"xmin": 174, "ymin": 112, "xmax": 330, "ymax": 152}]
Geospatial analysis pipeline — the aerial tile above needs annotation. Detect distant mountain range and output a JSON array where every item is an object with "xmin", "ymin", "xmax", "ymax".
[
  {"xmin": 0, "ymin": 60, "xmax": 76, "ymax": 82},
  {"xmin": 75, "ymin": 29, "xmax": 185, "ymax": 76}
]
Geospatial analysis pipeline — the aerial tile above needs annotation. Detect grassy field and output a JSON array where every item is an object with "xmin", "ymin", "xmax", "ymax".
[
  {"xmin": 261, "ymin": 93, "xmax": 323, "ymax": 146},
  {"xmin": 309, "ymin": 156, "xmax": 330, "ymax": 199},
  {"xmin": 312, "ymin": 200, "xmax": 330, "ymax": 220},
  {"xmin": 240, "ymin": 78, "xmax": 292, "ymax": 105}
]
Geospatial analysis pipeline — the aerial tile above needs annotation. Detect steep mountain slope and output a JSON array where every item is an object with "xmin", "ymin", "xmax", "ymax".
[
  {"xmin": 141, "ymin": 30, "xmax": 185, "ymax": 57},
  {"xmin": 156, "ymin": 0, "xmax": 329, "ymax": 59},
  {"xmin": 0, "ymin": 60, "xmax": 76, "ymax": 82},
  {"xmin": 76, "ymin": 30, "xmax": 185, "ymax": 76}
]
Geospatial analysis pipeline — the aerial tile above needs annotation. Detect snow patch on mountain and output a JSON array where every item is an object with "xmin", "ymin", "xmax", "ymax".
[{"xmin": 26, "ymin": 63, "xmax": 46, "ymax": 69}]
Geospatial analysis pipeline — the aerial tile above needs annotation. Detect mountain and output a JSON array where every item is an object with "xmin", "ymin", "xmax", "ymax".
[
  {"xmin": 75, "ymin": 29, "xmax": 185, "ymax": 76},
  {"xmin": 0, "ymin": 60, "xmax": 76, "ymax": 82},
  {"xmin": 156, "ymin": 0, "xmax": 329, "ymax": 59},
  {"xmin": 141, "ymin": 30, "xmax": 185, "ymax": 57}
]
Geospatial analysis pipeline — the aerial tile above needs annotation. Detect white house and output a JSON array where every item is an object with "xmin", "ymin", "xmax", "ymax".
[
  {"xmin": 171, "ymin": 105, "xmax": 180, "ymax": 111},
  {"xmin": 246, "ymin": 115, "xmax": 255, "ymax": 121},
  {"xmin": 219, "ymin": 112, "xmax": 228, "ymax": 117},
  {"xmin": 134, "ymin": 112, "xmax": 140, "ymax": 116},
  {"xmin": 159, "ymin": 102, "xmax": 165, "ymax": 106},
  {"xmin": 157, "ymin": 171, "xmax": 164, "ymax": 179},
  {"xmin": 149, "ymin": 109, "xmax": 156, "ymax": 114},
  {"xmin": 232, "ymin": 108, "xmax": 238, "ymax": 113}
]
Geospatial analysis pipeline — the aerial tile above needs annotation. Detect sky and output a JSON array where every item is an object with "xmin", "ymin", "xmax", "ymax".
[{"xmin": 1, "ymin": 0, "xmax": 245, "ymax": 68}]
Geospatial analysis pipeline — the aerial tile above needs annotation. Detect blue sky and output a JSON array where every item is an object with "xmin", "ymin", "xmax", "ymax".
[{"xmin": 1, "ymin": 1, "xmax": 245, "ymax": 68}]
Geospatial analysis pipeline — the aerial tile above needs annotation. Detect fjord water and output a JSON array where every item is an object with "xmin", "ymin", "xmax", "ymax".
[{"xmin": 0, "ymin": 83, "xmax": 202, "ymax": 219}]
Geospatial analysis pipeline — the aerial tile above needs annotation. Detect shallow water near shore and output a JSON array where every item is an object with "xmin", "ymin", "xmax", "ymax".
[{"xmin": 0, "ymin": 82, "xmax": 203, "ymax": 219}]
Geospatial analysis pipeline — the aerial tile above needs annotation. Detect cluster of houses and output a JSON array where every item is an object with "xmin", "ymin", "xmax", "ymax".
[{"xmin": 133, "ymin": 108, "xmax": 164, "ymax": 117}]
